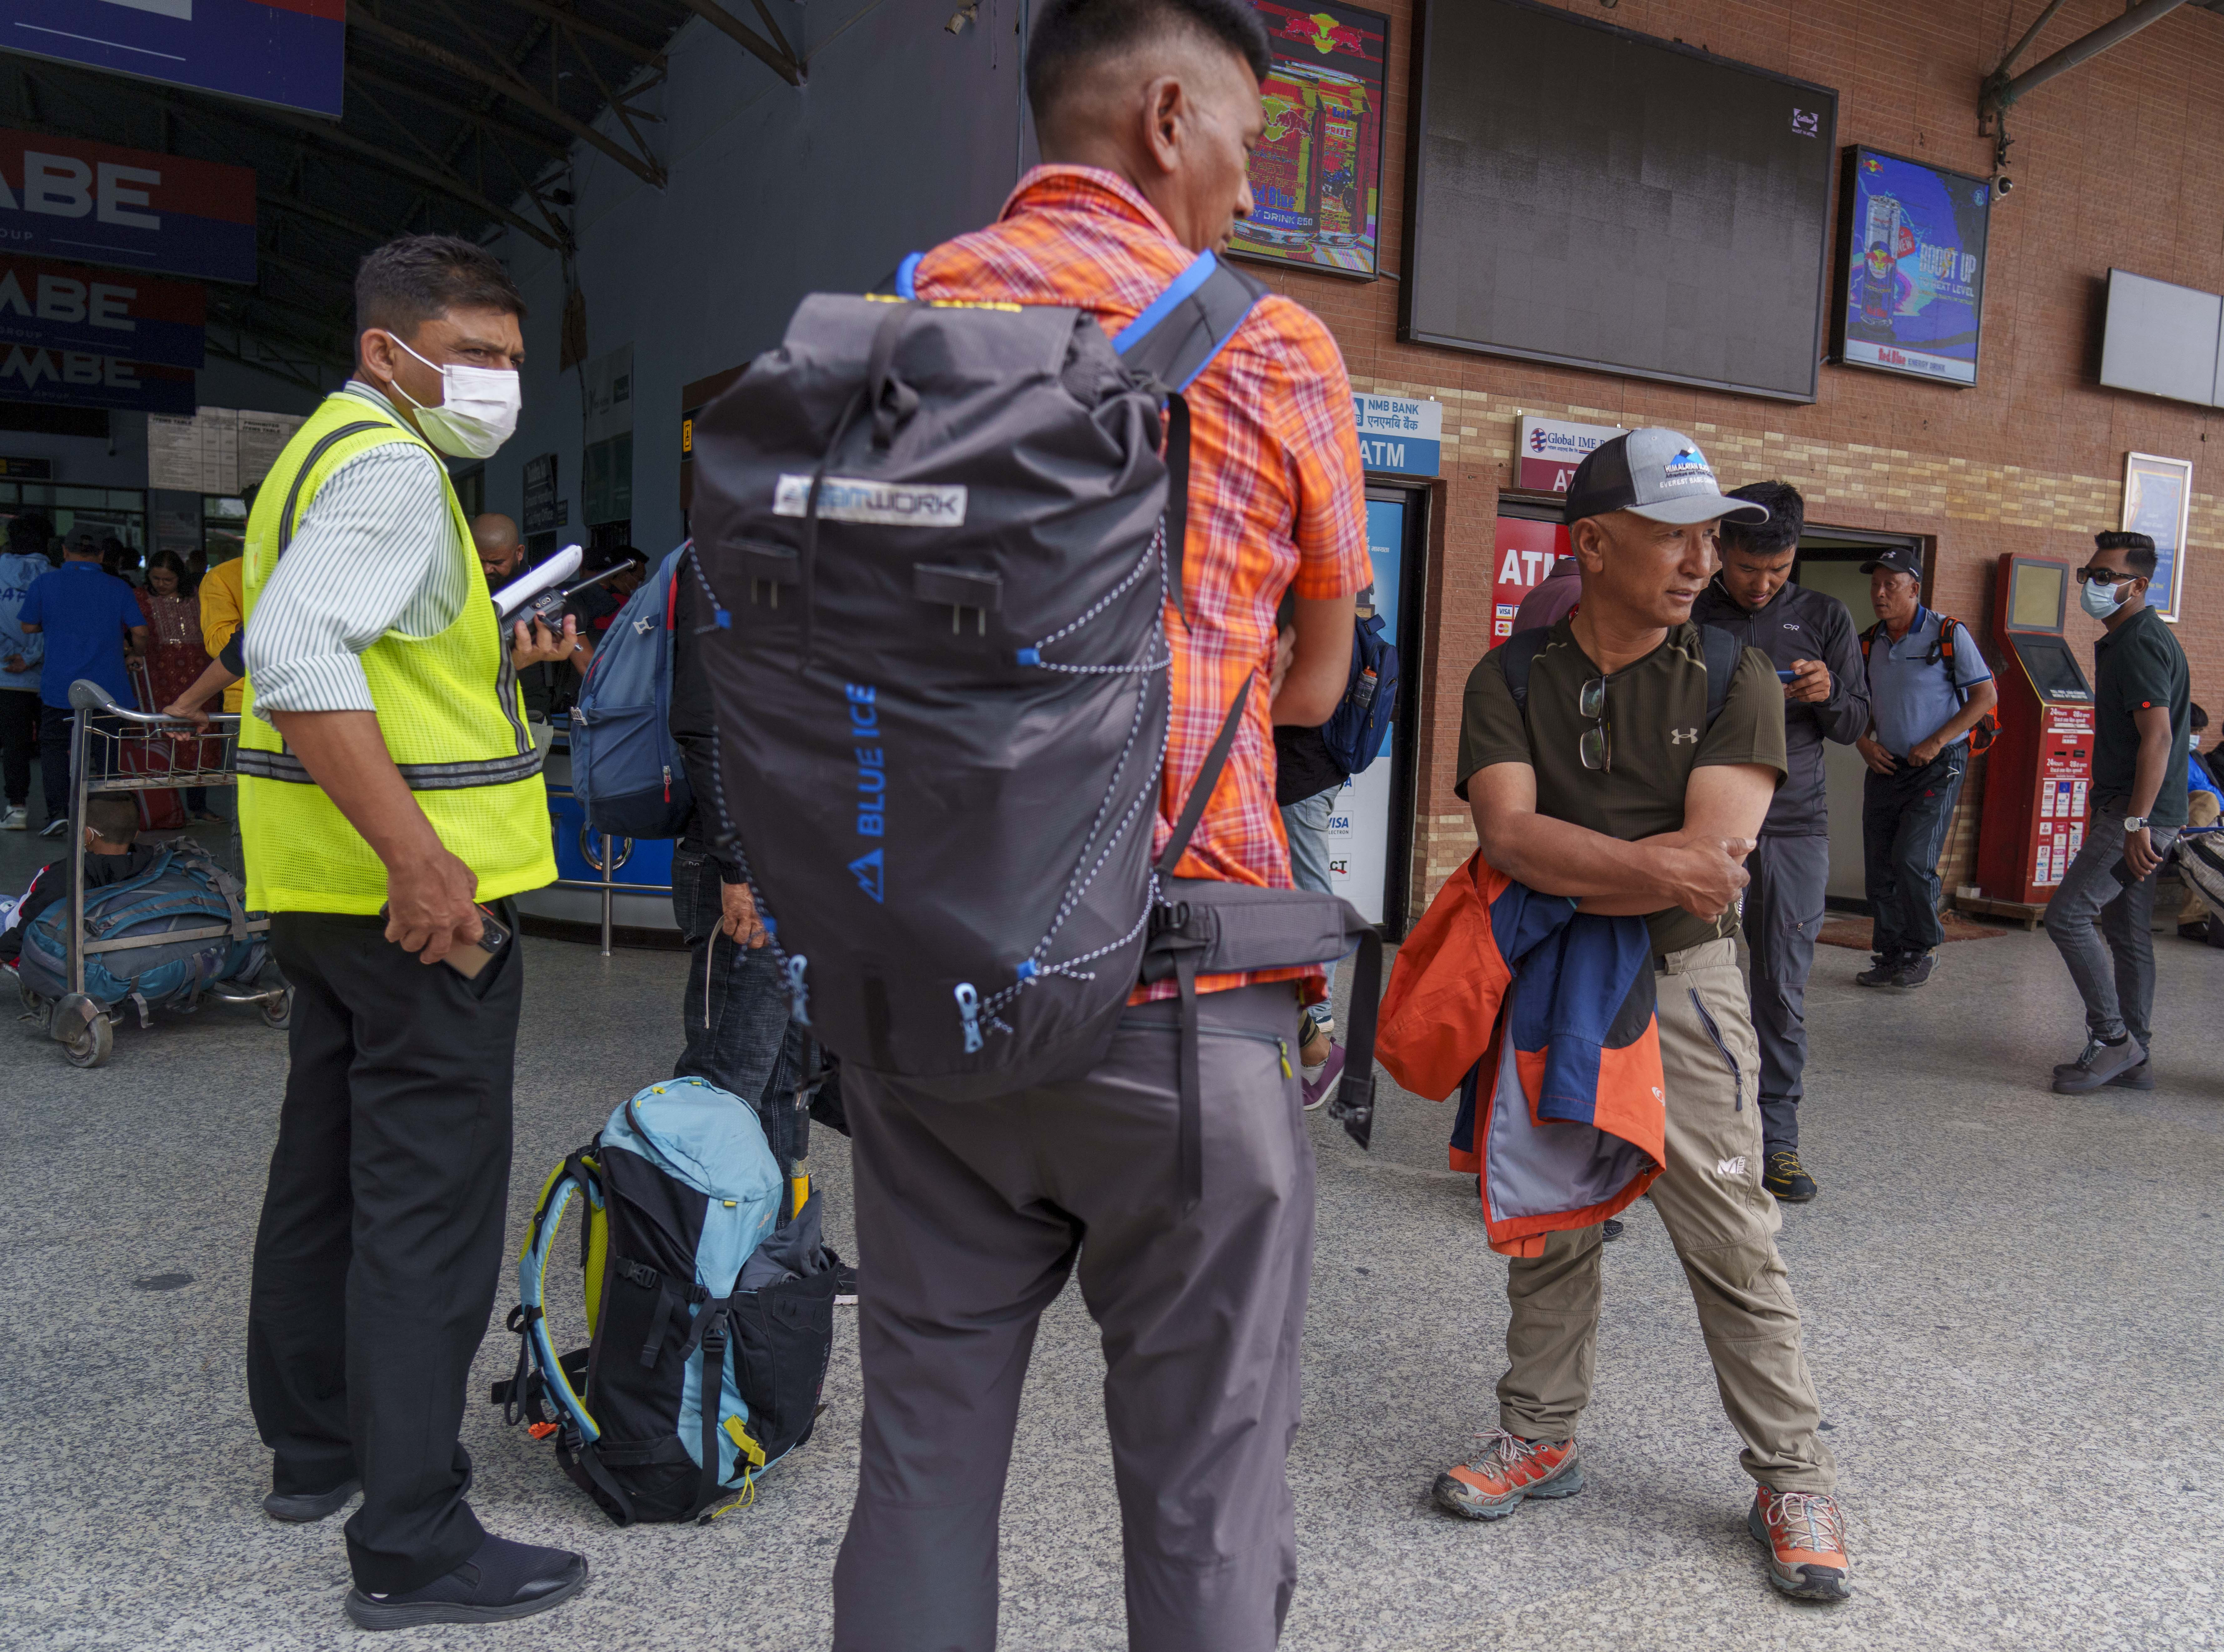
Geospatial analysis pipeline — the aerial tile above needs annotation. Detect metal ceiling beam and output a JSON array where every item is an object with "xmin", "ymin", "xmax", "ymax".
[
  {"xmin": 348, "ymin": 3, "xmax": 666, "ymax": 187},
  {"xmin": 676, "ymin": 0, "xmax": 804, "ymax": 85},
  {"xmin": 483, "ymin": 0, "xmax": 667, "ymax": 68},
  {"xmin": 1990, "ymin": 0, "xmax": 2071, "ymax": 79},
  {"xmin": 1983, "ymin": 0, "xmax": 2194, "ymax": 114},
  {"xmin": 347, "ymin": 65, "xmax": 573, "ymax": 159}
]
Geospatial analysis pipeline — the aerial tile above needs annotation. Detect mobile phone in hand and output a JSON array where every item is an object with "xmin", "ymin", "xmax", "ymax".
[
  {"xmin": 1776, "ymin": 668, "xmax": 1799, "ymax": 682},
  {"xmin": 443, "ymin": 905, "xmax": 511, "ymax": 977}
]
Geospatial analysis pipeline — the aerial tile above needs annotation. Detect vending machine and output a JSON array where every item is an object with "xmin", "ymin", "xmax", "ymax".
[{"xmin": 1974, "ymin": 555, "xmax": 2096, "ymax": 911}]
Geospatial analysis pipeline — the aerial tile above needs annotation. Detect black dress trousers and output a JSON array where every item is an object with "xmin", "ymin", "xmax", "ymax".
[{"xmin": 245, "ymin": 902, "xmax": 522, "ymax": 1595}]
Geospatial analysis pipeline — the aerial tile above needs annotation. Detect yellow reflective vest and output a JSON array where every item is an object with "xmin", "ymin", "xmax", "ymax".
[{"xmin": 237, "ymin": 391, "xmax": 555, "ymax": 914}]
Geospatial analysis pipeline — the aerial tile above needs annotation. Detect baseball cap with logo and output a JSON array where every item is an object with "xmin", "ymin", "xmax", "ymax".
[
  {"xmin": 1857, "ymin": 546, "xmax": 1923, "ymax": 579},
  {"xmin": 1561, "ymin": 427, "xmax": 1770, "ymax": 529}
]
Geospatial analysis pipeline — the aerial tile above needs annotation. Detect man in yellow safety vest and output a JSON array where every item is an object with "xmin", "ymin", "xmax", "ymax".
[{"xmin": 237, "ymin": 234, "xmax": 587, "ymax": 1630}]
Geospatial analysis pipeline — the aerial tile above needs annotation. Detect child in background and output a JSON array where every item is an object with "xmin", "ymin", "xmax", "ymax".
[{"xmin": 0, "ymin": 793, "xmax": 158, "ymax": 965}]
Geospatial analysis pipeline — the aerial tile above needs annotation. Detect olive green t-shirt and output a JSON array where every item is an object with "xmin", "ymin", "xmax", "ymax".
[{"xmin": 1455, "ymin": 620, "xmax": 1788, "ymax": 953}]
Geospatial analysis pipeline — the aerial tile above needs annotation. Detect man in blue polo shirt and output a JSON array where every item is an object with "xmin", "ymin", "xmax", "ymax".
[
  {"xmin": 1854, "ymin": 547, "xmax": 1998, "ymax": 989},
  {"xmin": 19, "ymin": 531, "xmax": 147, "ymax": 836}
]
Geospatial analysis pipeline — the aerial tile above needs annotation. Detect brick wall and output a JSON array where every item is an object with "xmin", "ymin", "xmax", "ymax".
[{"xmin": 1236, "ymin": 0, "xmax": 2224, "ymax": 913}]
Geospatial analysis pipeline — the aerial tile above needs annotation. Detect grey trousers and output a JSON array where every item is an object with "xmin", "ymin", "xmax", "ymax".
[
  {"xmin": 831, "ymin": 983, "xmax": 1315, "ymax": 1652},
  {"xmin": 2043, "ymin": 803, "xmax": 2180, "ymax": 1049},
  {"xmin": 1742, "ymin": 834, "xmax": 1828, "ymax": 1158}
]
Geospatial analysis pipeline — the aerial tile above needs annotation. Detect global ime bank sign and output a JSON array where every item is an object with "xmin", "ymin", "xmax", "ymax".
[{"xmin": 1354, "ymin": 394, "xmax": 1441, "ymax": 476}]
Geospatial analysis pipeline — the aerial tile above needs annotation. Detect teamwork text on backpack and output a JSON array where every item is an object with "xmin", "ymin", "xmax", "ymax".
[
  {"xmin": 1320, "ymin": 609, "xmax": 1400, "ymax": 778},
  {"xmin": 493, "ymin": 1077, "xmax": 838, "ymax": 1525},
  {"xmin": 15, "ymin": 840, "xmax": 266, "ymax": 1017},
  {"xmin": 1858, "ymin": 613, "xmax": 1999, "ymax": 754},
  {"xmin": 686, "ymin": 250, "xmax": 1383, "ymax": 1173},
  {"xmin": 569, "ymin": 545, "xmax": 696, "ymax": 839}
]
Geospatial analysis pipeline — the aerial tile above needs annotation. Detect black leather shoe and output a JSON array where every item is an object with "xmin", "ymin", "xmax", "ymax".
[
  {"xmin": 262, "ymin": 1478, "xmax": 360, "ymax": 1523},
  {"xmin": 1763, "ymin": 1150, "xmax": 1818, "ymax": 1203},
  {"xmin": 345, "ymin": 1535, "xmax": 588, "ymax": 1630}
]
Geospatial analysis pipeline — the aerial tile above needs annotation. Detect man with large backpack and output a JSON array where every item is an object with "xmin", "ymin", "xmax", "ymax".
[
  {"xmin": 716, "ymin": 3, "xmax": 1367, "ymax": 1645},
  {"xmin": 1436, "ymin": 429, "xmax": 1852, "ymax": 1605}
]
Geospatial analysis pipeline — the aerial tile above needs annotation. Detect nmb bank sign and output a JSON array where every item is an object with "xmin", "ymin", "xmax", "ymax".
[{"xmin": 1353, "ymin": 394, "xmax": 1441, "ymax": 477}]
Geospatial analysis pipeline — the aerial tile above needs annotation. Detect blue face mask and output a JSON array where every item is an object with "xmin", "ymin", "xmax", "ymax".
[{"xmin": 2080, "ymin": 576, "xmax": 2130, "ymax": 620}]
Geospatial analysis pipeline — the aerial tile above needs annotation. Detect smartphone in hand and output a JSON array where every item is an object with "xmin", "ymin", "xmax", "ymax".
[{"xmin": 443, "ymin": 905, "xmax": 512, "ymax": 977}]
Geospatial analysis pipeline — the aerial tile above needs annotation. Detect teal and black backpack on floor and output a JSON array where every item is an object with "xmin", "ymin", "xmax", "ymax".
[{"xmin": 494, "ymin": 1077, "xmax": 839, "ymax": 1524}]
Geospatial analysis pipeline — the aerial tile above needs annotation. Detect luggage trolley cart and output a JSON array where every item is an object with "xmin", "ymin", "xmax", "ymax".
[{"xmin": 16, "ymin": 680, "xmax": 291, "ymax": 1068}]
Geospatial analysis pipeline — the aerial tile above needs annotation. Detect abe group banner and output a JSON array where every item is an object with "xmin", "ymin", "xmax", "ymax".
[
  {"xmin": 0, "ymin": 254, "xmax": 204, "ymax": 367},
  {"xmin": 5, "ymin": 0, "xmax": 343, "ymax": 119},
  {"xmin": 0, "ymin": 132, "xmax": 256, "ymax": 285},
  {"xmin": 0, "ymin": 345, "xmax": 196, "ymax": 414}
]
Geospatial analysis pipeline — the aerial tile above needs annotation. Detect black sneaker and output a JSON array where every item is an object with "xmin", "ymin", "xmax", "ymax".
[
  {"xmin": 1888, "ymin": 952, "xmax": 1935, "ymax": 990},
  {"xmin": 37, "ymin": 816, "xmax": 66, "ymax": 839},
  {"xmin": 2106, "ymin": 1054, "xmax": 2156, "ymax": 1090},
  {"xmin": 1854, "ymin": 953, "xmax": 1901, "ymax": 987},
  {"xmin": 1763, "ymin": 1150, "xmax": 1817, "ymax": 1203},
  {"xmin": 344, "ymin": 1534, "xmax": 588, "ymax": 1631},
  {"xmin": 1601, "ymin": 1217, "xmax": 1625, "ymax": 1241},
  {"xmin": 834, "ymin": 1261, "xmax": 859, "ymax": 1306}
]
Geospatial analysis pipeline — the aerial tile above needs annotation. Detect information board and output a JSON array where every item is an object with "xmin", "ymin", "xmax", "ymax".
[
  {"xmin": 1406, "ymin": 0, "xmax": 1837, "ymax": 403},
  {"xmin": 1832, "ymin": 148, "xmax": 1990, "ymax": 387}
]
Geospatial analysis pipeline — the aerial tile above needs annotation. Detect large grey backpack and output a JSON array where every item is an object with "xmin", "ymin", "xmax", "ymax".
[{"xmin": 687, "ymin": 252, "xmax": 1382, "ymax": 1188}]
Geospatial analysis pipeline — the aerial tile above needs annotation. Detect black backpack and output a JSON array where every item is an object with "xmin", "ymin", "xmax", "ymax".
[
  {"xmin": 1858, "ymin": 613, "xmax": 1999, "ymax": 754},
  {"xmin": 687, "ymin": 253, "xmax": 1383, "ymax": 1178}
]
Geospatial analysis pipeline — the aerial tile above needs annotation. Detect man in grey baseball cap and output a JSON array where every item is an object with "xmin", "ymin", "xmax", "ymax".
[{"xmin": 1436, "ymin": 427, "xmax": 1851, "ymax": 1604}]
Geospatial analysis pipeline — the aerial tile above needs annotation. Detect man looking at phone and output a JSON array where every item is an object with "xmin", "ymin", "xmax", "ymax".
[
  {"xmin": 1437, "ymin": 429, "xmax": 1850, "ymax": 1605},
  {"xmin": 2043, "ymin": 530, "xmax": 2189, "ymax": 1093},
  {"xmin": 1690, "ymin": 482, "xmax": 1867, "ymax": 1203},
  {"xmin": 239, "ymin": 235, "xmax": 585, "ymax": 1630}
]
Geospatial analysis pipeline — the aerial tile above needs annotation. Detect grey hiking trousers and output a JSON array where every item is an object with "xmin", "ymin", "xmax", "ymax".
[{"xmin": 831, "ymin": 982, "xmax": 1315, "ymax": 1652}]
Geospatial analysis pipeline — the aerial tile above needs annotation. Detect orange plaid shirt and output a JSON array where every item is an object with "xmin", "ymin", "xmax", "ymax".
[{"xmin": 915, "ymin": 166, "xmax": 1371, "ymax": 999}]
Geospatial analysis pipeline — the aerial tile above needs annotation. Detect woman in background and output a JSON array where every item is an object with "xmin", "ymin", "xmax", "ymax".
[{"xmin": 136, "ymin": 550, "xmax": 219, "ymax": 822}]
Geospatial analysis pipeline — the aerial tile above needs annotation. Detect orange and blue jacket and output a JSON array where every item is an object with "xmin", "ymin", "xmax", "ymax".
[{"xmin": 1378, "ymin": 853, "xmax": 1665, "ymax": 1257}]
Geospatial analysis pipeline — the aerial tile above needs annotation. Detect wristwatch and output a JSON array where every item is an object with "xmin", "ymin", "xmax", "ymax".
[{"xmin": 2123, "ymin": 815, "xmax": 2148, "ymax": 833}]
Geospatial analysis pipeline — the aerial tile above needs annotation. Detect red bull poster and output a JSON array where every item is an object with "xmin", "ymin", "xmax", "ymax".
[
  {"xmin": 1235, "ymin": 2, "xmax": 1388, "ymax": 280},
  {"xmin": 1832, "ymin": 147, "xmax": 1990, "ymax": 387}
]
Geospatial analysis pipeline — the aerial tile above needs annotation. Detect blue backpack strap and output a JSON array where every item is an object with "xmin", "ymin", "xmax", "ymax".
[
  {"xmin": 1700, "ymin": 623, "xmax": 1739, "ymax": 727},
  {"xmin": 1108, "ymin": 251, "xmax": 1267, "ymax": 625},
  {"xmin": 892, "ymin": 252, "xmax": 922, "ymax": 301},
  {"xmin": 1499, "ymin": 626, "xmax": 1555, "ymax": 717}
]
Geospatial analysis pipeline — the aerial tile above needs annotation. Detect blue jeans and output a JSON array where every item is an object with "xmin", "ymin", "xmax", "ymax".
[
  {"xmin": 1280, "ymin": 785, "xmax": 1340, "ymax": 1028},
  {"xmin": 1860, "ymin": 745, "xmax": 1967, "ymax": 958},
  {"xmin": 672, "ymin": 849, "xmax": 801, "ymax": 1170}
]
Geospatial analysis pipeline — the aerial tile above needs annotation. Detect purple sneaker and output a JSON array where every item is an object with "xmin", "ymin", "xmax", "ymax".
[{"xmin": 1301, "ymin": 1041, "xmax": 1346, "ymax": 1110}]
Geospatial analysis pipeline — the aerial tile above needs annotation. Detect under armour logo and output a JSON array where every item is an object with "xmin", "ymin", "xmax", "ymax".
[{"xmin": 1671, "ymin": 728, "xmax": 1698, "ymax": 744}]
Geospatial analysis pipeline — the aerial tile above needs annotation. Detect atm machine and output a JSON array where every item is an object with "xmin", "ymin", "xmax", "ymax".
[{"xmin": 1973, "ymin": 554, "xmax": 2096, "ymax": 919}]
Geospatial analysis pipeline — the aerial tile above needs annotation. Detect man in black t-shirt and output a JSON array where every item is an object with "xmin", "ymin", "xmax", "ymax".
[
  {"xmin": 2044, "ymin": 531, "xmax": 2191, "ymax": 1093},
  {"xmin": 1435, "ymin": 429, "xmax": 1850, "ymax": 1606}
]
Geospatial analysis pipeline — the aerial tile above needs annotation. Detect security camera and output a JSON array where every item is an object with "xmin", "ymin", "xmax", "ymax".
[{"xmin": 1994, "ymin": 175, "xmax": 2014, "ymax": 195}]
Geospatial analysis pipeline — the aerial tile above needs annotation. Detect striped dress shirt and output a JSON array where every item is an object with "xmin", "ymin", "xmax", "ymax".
[{"xmin": 245, "ymin": 382, "xmax": 472, "ymax": 720}]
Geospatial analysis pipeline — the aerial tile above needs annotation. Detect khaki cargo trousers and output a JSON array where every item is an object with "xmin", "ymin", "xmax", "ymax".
[{"xmin": 1495, "ymin": 937, "xmax": 1836, "ymax": 1492}]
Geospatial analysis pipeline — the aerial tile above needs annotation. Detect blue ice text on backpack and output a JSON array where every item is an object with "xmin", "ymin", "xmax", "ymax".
[
  {"xmin": 498, "ymin": 1076, "xmax": 839, "ymax": 1524},
  {"xmin": 568, "ymin": 545, "xmax": 695, "ymax": 839},
  {"xmin": 1320, "ymin": 611, "xmax": 1399, "ymax": 778},
  {"xmin": 16, "ymin": 843, "xmax": 264, "ymax": 1011}
]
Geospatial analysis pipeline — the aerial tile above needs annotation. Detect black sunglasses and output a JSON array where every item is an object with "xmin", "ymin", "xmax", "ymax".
[{"xmin": 1578, "ymin": 676, "xmax": 1609, "ymax": 772}]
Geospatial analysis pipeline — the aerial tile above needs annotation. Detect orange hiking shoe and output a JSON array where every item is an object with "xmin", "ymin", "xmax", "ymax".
[
  {"xmin": 1748, "ymin": 1486, "xmax": 1852, "ymax": 1602},
  {"xmin": 1431, "ymin": 1430, "xmax": 1582, "ymax": 1520}
]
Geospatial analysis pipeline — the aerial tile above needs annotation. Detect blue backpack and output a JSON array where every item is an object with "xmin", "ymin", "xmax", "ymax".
[
  {"xmin": 1320, "ymin": 611, "xmax": 1399, "ymax": 778},
  {"xmin": 16, "ymin": 842, "xmax": 264, "ymax": 1013},
  {"xmin": 494, "ymin": 1077, "xmax": 840, "ymax": 1525},
  {"xmin": 569, "ymin": 545, "xmax": 695, "ymax": 839}
]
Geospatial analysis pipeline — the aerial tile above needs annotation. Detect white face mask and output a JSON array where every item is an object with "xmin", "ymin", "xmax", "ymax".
[
  {"xmin": 384, "ymin": 334, "xmax": 521, "ymax": 459},
  {"xmin": 2078, "ymin": 575, "xmax": 2129, "ymax": 621}
]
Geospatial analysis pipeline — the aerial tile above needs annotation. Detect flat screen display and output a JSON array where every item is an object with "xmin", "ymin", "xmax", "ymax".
[
  {"xmin": 2011, "ymin": 635, "xmax": 2091, "ymax": 703},
  {"xmin": 1231, "ymin": 1, "xmax": 1390, "ymax": 280},
  {"xmin": 1403, "ymin": 0, "xmax": 1837, "ymax": 403},
  {"xmin": 1833, "ymin": 148, "xmax": 1991, "ymax": 387},
  {"xmin": 2010, "ymin": 561, "xmax": 2064, "ymax": 631}
]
